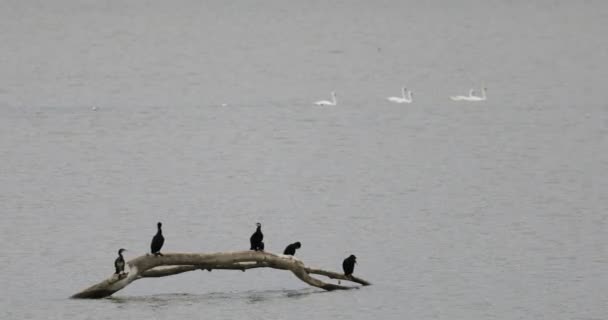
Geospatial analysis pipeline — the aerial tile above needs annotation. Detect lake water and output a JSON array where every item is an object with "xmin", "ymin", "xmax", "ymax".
[{"xmin": 1, "ymin": 1, "xmax": 607, "ymax": 319}]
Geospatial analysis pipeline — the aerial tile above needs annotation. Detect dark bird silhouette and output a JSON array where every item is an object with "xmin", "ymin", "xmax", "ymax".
[
  {"xmin": 283, "ymin": 242, "xmax": 301, "ymax": 256},
  {"xmin": 250, "ymin": 222, "xmax": 264, "ymax": 251},
  {"xmin": 114, "ymin": 248, "xmax": 127, "ymax": 275},
  {"xmin": 342, "ymin": 254, "xmax": 357, "ymax": 277},
  {"xmin": 151, "ymin": 222, "xmax": 165, "ymax": 256}
]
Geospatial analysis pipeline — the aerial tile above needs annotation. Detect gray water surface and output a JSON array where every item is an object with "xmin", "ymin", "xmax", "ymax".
[{"xmin": 1, "ymin": 1, "xmax": 607, "ymax": 319}]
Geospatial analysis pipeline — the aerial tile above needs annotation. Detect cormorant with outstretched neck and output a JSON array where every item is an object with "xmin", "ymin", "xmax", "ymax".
[
  {"xmin": 250, "ymin": 222, "xmax": 264, "ymax": 251},
  {"xmin": 114, "ymin": 248, "xmax": 127, "ymax": 275},
  {"xmin": 151, "ymin": 222, "xmax": 165, "ymax": 256},
  {"xmin": 283, "ymin": 242, "xmax": 301, "ymax": 256},
  {"xmin": 342, "ymin": 255, "xmax": 357, "ymax": 277}
]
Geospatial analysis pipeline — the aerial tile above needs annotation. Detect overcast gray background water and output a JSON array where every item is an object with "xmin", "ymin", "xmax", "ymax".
[{"xmin": 1, "ymin": 1, "xmax": 607, "ymax": 319}]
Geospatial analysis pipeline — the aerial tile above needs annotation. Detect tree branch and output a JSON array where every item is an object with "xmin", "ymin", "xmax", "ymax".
[
  {"xmin": 305, "ymin": 267, "xmax": 371, "ymax": 286},
  {"xmin": 71, "ymin": 251, "xmax": 370, "ymax": 299},
  {"xmin": 139, "ymin": 262, "xmax": 271, "ymax": 277}
]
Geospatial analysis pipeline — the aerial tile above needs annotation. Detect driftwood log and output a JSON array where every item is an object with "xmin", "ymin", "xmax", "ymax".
[{"xmin": 72, "ymin": 250, "xmax": 370, "ymax": 299}]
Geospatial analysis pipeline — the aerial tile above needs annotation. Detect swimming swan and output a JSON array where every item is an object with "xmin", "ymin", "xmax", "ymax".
[
  {"xmin": 387, "ymin": 87, "xmax": 413, "ymax": 103},
  {"xmin": 314, "ymin": 91, "xmax": 337, "ymax": 106}
]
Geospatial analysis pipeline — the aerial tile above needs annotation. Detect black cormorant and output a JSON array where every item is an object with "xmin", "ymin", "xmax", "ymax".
[
  {"xmin": 283, "ymin": 242, "xmax": 301, "ymax": 256},
  {"xmin": 342, "ymin": 254, "xmax": 357, "ymax": 277},
  {"xmin": 250, "ymin": 222, "xmax": 264, "ymax": 251},
  {"xmin": 151, "ymin": 222, "xmax": 165, "ymax": 256},
  {"xmin": 114, "ymin": 248, "xmax": 127, "ymax": 275}
]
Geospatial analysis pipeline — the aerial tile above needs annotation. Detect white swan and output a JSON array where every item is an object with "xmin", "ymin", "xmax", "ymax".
[
  {"xmin": 314, "ymin": 91, "xmax": 337, "ymax": 106},
  {"xmin": 387, "ymin": 87, "xmax": 413, "ymax": 103},
  {"xmin": 468, "ymin": 87, "xmax": 487, "ymax": 101},
  {"xmin": 450, "ymin": 89, "xmax": 476, "ymax": 101}
]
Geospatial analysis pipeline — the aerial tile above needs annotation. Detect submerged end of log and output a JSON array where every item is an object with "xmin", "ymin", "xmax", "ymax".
[{"xmin": 72, "ymin": 289, "xmax": 117, "ymax": 299}]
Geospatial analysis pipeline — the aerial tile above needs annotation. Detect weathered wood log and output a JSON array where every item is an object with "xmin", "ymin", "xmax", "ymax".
[{"xmin": 71, "ymin": 251, "xmax": 370, "ymax": 299}]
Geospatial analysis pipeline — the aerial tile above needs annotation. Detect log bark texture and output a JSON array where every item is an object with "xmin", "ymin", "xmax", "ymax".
[{"xmin": 72, "ymin": 251, "xmax": 370, "ymax": 299}]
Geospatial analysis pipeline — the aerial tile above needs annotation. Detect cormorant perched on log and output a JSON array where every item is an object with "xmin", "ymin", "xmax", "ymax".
[
  {"xmin": 283, "ymin": 242, "xmax": 301, "ymax": 256},
  {"xmin": 151, "ymin": 222, "xmax": 164, "ymax": 256},
  {"xmin": 114, "ymin": 248, "xmax": 127, "ymax": 275},
  {"xmin": 342, "ymin": 255, "xmax": 357, "ymax": 277},
  {"xmin": 250, "ymin": 222, "xmax": 264, "ymax": 251}
]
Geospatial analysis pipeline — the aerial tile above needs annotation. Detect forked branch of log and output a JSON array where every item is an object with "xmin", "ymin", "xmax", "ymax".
[{"xmin": 71, "ymin": 251, "xmax": 370, "ymax": 299}]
